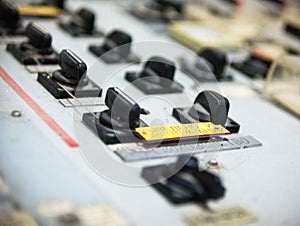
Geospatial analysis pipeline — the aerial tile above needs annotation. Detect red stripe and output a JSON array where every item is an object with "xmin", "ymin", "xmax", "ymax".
[{"xmin": 0, "ymin": 67, "xmax": 79, "ymax": 148}]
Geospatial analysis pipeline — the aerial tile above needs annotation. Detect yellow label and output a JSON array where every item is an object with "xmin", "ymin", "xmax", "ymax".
[
  {"xmin": 18, "ymin": 6, "xmax": 62, "ymax": 17},
  {"xmin": 185, "ymin": 206, "xmax": 257, "ymax": 226},
  {"xmin": 135, "ymin": 122, "xmax": 229, "ymax": 141}
]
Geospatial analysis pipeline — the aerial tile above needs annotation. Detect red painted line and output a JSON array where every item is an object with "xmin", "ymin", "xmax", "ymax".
[{"xmin": 0, "ymin": 67, "xmax": 79, "ymax": 148}]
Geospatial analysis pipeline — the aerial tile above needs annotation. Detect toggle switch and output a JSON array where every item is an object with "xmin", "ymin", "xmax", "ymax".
[
  {"xmin": 142, "ymin": 156, "xmax": 226, "ymax": 204},
  {"xmin": 22, "ymin": 22, "xmax": 53, "ymax": 54},
  {"xmin": 125, "ymin": 56, "xmax": 183, "ymax": 94},
  {"xmin": 82, "ymin": 87, "xmax": 148, "ymax": 144},
  {"xmin": 231, "ymin": 51, "xmax": 273, "ymax": 79},
  {"xmin": 180, "ymin": 48, "xmax": 232, "ymax": 82},
  {"xmin": 173, "ymin": 90, "xmax": 240, "ymax": 133},
  {"xmin": 58, "ymin": 7, "xmax": 103, "ymax": 37},
  {"xmin": 130, "ymin": 0, "xmax": 184, "ymax": 22},
  {"xmin": 0, "ymin": 0, "xmax": 24, "ymax": 36},
  {"xmin": 37, "ymin": 49, "xmax": 102, "ymax": 99},
  {"xmin": 89, "ymin": 29, "xmax": 140, "ymax": 63},
  {"xmin": 198, "ymin": 48, "xmax": 230, "ymax": 81},
  {"xmin": 6, "ymin": 22, "xmax": 58, "ymax": 65}
]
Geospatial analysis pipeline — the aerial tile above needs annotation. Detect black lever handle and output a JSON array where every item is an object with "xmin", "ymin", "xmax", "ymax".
[
  {"xmin": 101, "ymin": 30, "xmax": 132, "ymax": 58},
  {"xmin": 0, "ymin": 0, "xmax": 20, "ymax": 27},
  {"xmin": 181, "ymin": 157, "xmax": 225, "ymax": 200},
  {"xmin": 198, "ymin": 48, "xmax": 227, "ymax": 81},
  {"xmin": 58, "ymin": 49, "xmax": 87, "ymax": 81},
  {"xmin": 104, "ymin": 87, "xmax": 140, "ymax": 129},
  {"xmin": 106, "ymin": 30, "xmax": 132, "ymax": 48},
  {"xmin": 71, "ymin": 8, "xmax": 95, "ymax": 34},
  {"xmin": 141, "ymin": 56, "xmax": 176, "ymax": 82},
  {"xmin": 190, "ymin": 90, "xmax": 229, "ymax": 126},
  {"xmin": 144, "ymin": 156, "xmax": 226, "ymax": 204},
  {"xmin": 26, "ymin": 22, "xmax": 52, "ymax": 49}
]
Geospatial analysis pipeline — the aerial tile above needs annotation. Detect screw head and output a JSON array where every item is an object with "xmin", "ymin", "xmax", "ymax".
[{"xmin": 11, "ymin": 110, "xmax": 22, "ymax": 118}]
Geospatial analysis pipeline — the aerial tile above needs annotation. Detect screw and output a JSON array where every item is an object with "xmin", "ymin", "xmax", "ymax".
[{"xmin": 11, "ymin": 110, "xmax": 22, "ymax": 118}]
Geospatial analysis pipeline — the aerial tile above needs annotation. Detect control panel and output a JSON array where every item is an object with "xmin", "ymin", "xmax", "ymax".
[{"xmin": 1, "ymin": 0, "xmax": 300, "ymax": 226}]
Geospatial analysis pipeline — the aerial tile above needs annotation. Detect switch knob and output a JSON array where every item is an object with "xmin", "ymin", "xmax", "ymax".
[
  {"xmin": 198, "ymin": 48, "xmax": 228, "ymax": 81},
  {"xmin": 0, "ymin": 0, "xmax": 20, "ymax": 28},
  {"xmin": 25, "ymin": 22, "xmax": 52, "ymax": 49},
  {"xmin": 52, "ymin": 49, "xmax": 87, "ymax": 86},
  {"xmin": 71, "ymin": 8, "xmax": 95, "ymax": 34},
  {"xmin": 189, "ymin": 90, "xmax": 229, "ymax": 126}
]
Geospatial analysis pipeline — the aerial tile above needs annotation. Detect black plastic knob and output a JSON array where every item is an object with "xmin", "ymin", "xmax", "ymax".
[
  {"xmin": 104, "ymin": 87, "xmax": 141, "ymax": 129},
  {"xmin": 191, "ymin": 168, "xmax": 225, "ymax": 200},
  {"xmin": 141, "ymin": 56, "xmax": 176, "ymax": 82},
  {"xmin": 0, "ymin": 0, "xmax": 20, "ymax": 28},
  {"xmin": 59, "ymin": 49, "xmax": 87, "ymax": 81},
  {"xmin": 125, "ymin": 56, "xmax": 182, "ymax": 94},
  {"xmin": 190, "ymin": 90, "xmax": 230, "ymax": 126},
  {"xmin": 88, "ymin": 29, "xmax": 134, "ymax": 61},
  {"xmin": 144, "ymin": 156, "xmax": 226, "ymax": 204},
  {"xmin": 179, "ymin": 158, "xmax": 225, "ymax": 201},
  {"xmin": 26, "ymin": 22, "xmax": 52, "ymax": 49},
  {"xmin": 71, "ymin": 8, "xmax": 95, "ymax": 34},
  {"xmin": 101, "ymin": 30, "xmax": 132, "ymax": 57},
  {"xmin": 232, "ymin": 52, "xmax": 272, "ymax": 79},
  {"xmin": 198, "ymin": 48, "xmax": 227, "ymax": 81}
]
